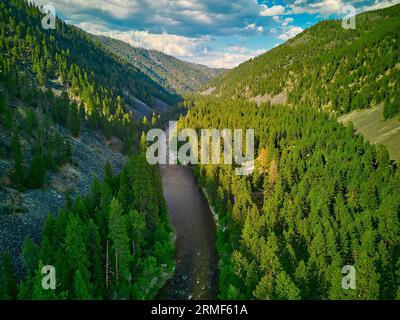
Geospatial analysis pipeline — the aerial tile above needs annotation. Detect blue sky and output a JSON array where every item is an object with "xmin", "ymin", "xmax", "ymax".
[{"xmin": 33, "ymin": 0, "xmax": 400, "ymax": 68}]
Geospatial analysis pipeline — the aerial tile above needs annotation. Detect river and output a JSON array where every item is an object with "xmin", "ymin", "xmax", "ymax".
[{"xmin": 158, "ymin": 163, "xmax": 218, "ymax": 300}]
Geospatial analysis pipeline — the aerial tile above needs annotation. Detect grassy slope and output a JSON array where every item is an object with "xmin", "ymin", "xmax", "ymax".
[{"xmin": 338, "ymin": 104, "xmax": 400, "ymax": 161}]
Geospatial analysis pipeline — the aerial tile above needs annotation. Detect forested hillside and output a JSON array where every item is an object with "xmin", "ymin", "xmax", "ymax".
[
  {"xmin": 0, "ymin": 0, "xmax": 177, "ymax": 300},
  {"xmin": 1, "ymin": 155, "xmax": 174, "ymax": 300},
  {"xmin": 0, "ymin": 0, "xmax": 180, "ymax": 127},
  {"xmin": 181, "ymin": 96, "xmax": 400, "ymax": 300},
  {"xmin": 98, "ymin": 36, "xmax": 225, "ymax": 94},
  {"xmin": 207, "ymin": 5, "xmax": 400, "ymax": 118}
]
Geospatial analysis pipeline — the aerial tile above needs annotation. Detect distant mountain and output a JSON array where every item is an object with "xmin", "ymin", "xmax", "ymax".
[
  {"xmin": 97, "ymin": 35, "xmax": 226, "ymax": 94},
  {"xmin": 206, "ymin": 4, "xmax": 400, "ymax": 118}
]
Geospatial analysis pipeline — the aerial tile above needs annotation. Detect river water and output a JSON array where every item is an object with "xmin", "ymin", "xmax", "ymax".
[{"xmin": 158, "ymin": 163, "xmax": 218, "ymax": 300}]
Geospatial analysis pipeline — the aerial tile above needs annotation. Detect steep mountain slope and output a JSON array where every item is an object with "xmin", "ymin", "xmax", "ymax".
[
  {"xmin": 0, "ymin": 0, "xmax": 182, "ymax": 125},
  {"xmin": 207, "ymin": 5, "xmax": 400, "ymax": 118},
  {"xmin": 98, "ymin": 35, "xmax": 226, "ymax": 94}
]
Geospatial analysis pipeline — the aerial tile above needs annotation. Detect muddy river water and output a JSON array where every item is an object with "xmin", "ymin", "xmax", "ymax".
[{"xmin": 158, "ymin": 163, "xmax": 218, "ymax": 300}]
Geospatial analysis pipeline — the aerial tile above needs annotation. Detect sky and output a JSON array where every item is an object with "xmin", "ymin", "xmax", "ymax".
[{"xmin": 32, "ymin": 0, "xmax": 400, "ymax": 68}]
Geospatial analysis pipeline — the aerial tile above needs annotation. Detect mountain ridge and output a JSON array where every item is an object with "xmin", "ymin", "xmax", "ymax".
[{"xmin": 96, "ymin": 35, "xmax": 226, "ymax": 94}]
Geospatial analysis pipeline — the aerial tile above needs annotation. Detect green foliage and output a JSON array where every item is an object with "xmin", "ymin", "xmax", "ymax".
[
  {"xmin": 11, "ymin": 127, "xmax": 24, "ymax": 191},
  {"xmin": 182, "ymin": 96, "xmax": 400, "ymax": 300},
  {"xmin": 67, "ymin": 103, "xmax": 81, "ymax": 137},
  {"xmin": 25, "ymin": 146, "xmax": 46, "ymax": 189},
  {"xmin": 22, "ymin": 237, "xmax": 39, "ymax": 275},
  {"xmin": 0, "ymin": 94, "xmax": 13, "ymax": 130},
  {"xmin": 73, "ymin": 270, "xmax": 92, "ymax": 300},
  {"xmin": 108, "ymin": 198, "xmax": 132, "ymax": 298},
  {"xmin": 383, "ymin": 93, "xmax": 400, "ymax": 119},
  {"xmin": 13, "ymin": 154, "xmax": 174, "ymax": 300},
  {"xmin": 0, "ymin": 254, "xmax": 18, "ymax": 300}
]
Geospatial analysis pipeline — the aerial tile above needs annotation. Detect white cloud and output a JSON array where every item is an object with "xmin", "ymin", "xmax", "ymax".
[
  {"xmin": 309, "ymin": 0, "xmax": 344, "ymax": 15},
  {"xmin": 361, "ymin": 0, "xmax": 400, "ymax": 12},
  {"xmin": 84, "ymin": 26, "xmax": 207, "ymax": 58},
  {"xmin": 245, "ymin": 23, "xmax": 257, "ymax": 30},
  {"xmin": 282, "ymin": 17, "xmax": 294, "ymax": 27},
  {"xmin": 191, "ymin": 48, "xmax": 266, "ymax": 68},
  {"xmin": 245, "ymin": 23, "xmax": 265, "ymax": 33},
  {"xmin": 288, "ymin": 0, "xmax": 344, "ymax": 15},
  {"xmin": 32, "ymin": 0, "xmax": 270, "ymax": 37},
  {"xmin": 273, "ymin": 16, "xmax": 294, "ymax": 27},
  {"xmin": 260, "ymin": 5, "xmax": 286, "ymax": 16},
  {"xmin": 278, "ymin": 26, "xmax": 304, "ymax": 40}
]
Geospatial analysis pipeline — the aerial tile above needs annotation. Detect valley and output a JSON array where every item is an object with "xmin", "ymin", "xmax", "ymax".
[{"xmin": 0, "ymin": 0, "xmax": 400, "ymax": 302}]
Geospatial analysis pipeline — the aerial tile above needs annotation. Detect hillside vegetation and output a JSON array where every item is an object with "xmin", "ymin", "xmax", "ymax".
[
  {"xmin": 0, "ymin": 0, "xmax": 177, "ymax": 300},
  {"xmin": 182, "ymin": 95, "xmax": 400, "ymax": 300},
  {"xmin": 182, "ymin": 4, "xmax": 400, "ymax": 300},
  {"xmin": 208, "ymin": 5, "xmax": 400, "ymax": 118}
]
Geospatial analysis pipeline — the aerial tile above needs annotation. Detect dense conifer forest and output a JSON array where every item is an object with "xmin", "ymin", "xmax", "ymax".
[
  {"xmin": 181, "ymin": 93, "xmax": 400, "ymax": 299},
  {"xmin": 1, "ymin": 155, "xmax": 174, "ymax": 299}
]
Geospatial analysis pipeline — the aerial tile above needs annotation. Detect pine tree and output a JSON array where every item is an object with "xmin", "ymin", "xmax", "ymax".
[
  {"xmin": 73, "ymin": 270, "xmax": 92, "ymax": 300},
  {"xmin": 63, "ymin": 214, "xmax": 91, "ymax": 297},
  {"xmin": 26, "ymin": 145, "xmax": 46, "ymax": 189},
  {"xmin": 274, "ymin": 271, "xmax": 301, "ymax": 300},
  {"xmin": 0, "ymin": 94, "xmax": 12, "ymax": 130},
  {"xmin": 140, "ymin": 131, "xmax": 147, "ymax": 153},
  {"xmin": 67, "ymin": 102, "xmax": 81, "ymax": 137},
  {"xmin": 108, "ymin": 198, "xmax": 132, "ymax": 298},
  {"xmin": 11, "ymin": 128, "xmax": 24, "ymax": 191},
  {"xmin": 1, "ymin": 254, "xmax": 18, "ymax": 300},
  {"xmin": 22, "ymin": 237, "xmax": 39, "ymax": 275}
]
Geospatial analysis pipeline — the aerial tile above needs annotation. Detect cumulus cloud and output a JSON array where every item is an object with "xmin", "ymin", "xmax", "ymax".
[
  {"xmin": 245, "ymin": 23, "xmax": 265, "ymax": 33},
  {"xmin": 285, "ymin": 0, "xmax": 400, "ymax": 16},
  {"xmin": 361, "ymin": 0, "xmax": 400, "ymax": 11},
  {"xmin": 31, "ymin": 0, "xmax": 270, "ymax": 37},
  {"xmin": 273, "ymin": 16, "xmax": 294, "ymax": 26},
  {"xmin": 78, "ymin": 22, "xmax": 208, "ymax": 58},
  {"xmin": 278, "ymin": 26, "xmax": 304, "ymax": 40},
  {"xmin": 287, "ymin": 0, "xmax": 345, "ymax": 15},
  {"xmin": 260, "ymin": 5, "xmax": 287, "ymax": 16},
  {"xmin": 191, "ymin": 48, "xmax": 266, "ymax": 68}
]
